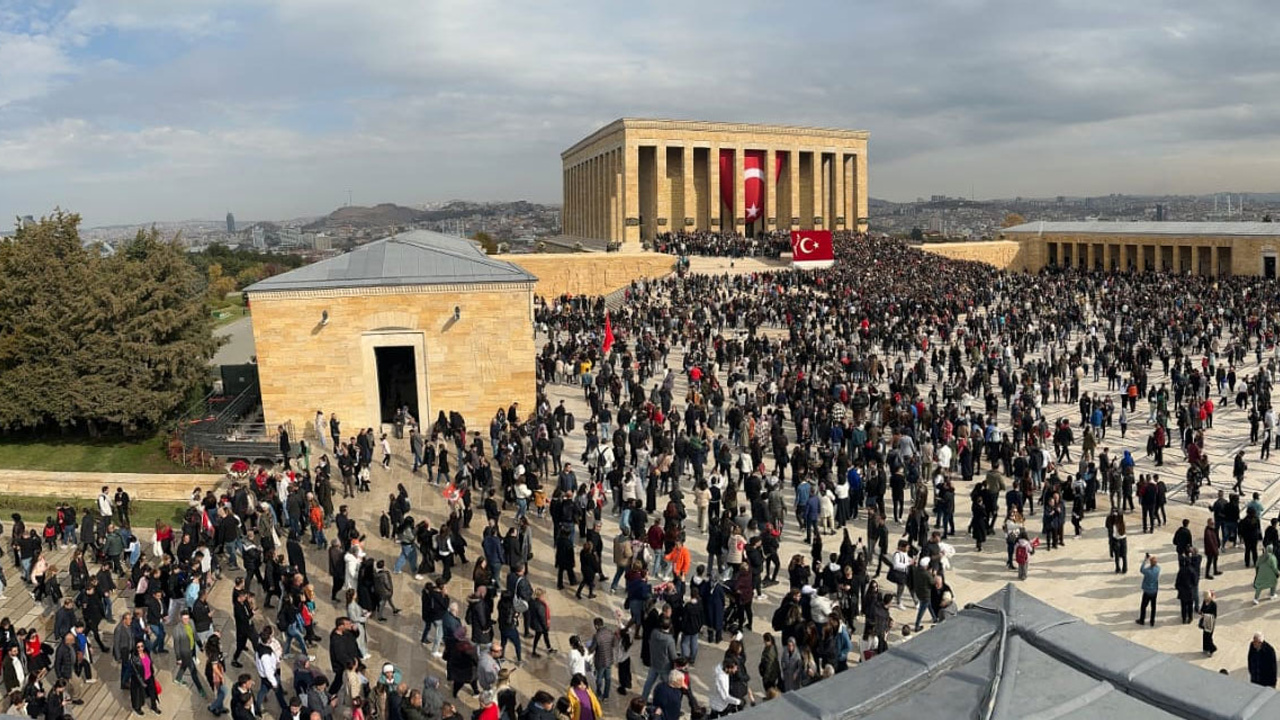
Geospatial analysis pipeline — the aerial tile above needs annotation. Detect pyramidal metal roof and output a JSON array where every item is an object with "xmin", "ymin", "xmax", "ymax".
[
  {"xmin": 738, "ymin": 584, "xmax": 1280, "ymax": 720},
  {"xmin": 1003, "ymin": 221, "xmax": 1280, "ymax": 237},
  {"xmin": 245, "ymin": 230, "xmax": 535, "ymax": 294}
]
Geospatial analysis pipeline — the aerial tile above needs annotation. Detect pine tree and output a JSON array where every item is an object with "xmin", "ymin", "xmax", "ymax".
[
  {"xmin": 82, "ymin": 228, "xmax": 222, "ymax": 434},
  {"xmin": 0, "ymin": 215, "xmax": 220, "ymax": 435},
  {"xmin": 0, "ymin": 210, "xmax": 95, "ymax": 430}
]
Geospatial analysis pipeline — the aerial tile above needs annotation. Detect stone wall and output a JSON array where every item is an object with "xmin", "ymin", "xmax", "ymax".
[
  {"xmin": 921, "ymin": 241, "xmax": 1029, "ymax": 271},
  {"xmin": 0, "ymin": 470, "xmax": 212, "ymax": 502},
  {"xmin": 500, "ymin": 252, "xmax": 674, "ymax": 298},
  {"xmin": 1003, "ymin": 232, "xmax": 1272, "ymax": 276},
  {"xmin": 249, "ymin": 284, "xmax": 537, "ymax": 437}
]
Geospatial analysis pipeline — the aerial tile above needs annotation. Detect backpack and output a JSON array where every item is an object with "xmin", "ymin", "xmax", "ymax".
[
  {"xmin": 1015, "ymin": 543, "xmax": 1029, "ymax": 565},
  {"xmin": 566, "ymin": 413, "xmax": 575, "ymax": 432}
]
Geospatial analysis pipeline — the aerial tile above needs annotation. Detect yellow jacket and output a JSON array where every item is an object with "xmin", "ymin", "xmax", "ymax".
[{"xmin": 566, "ymin": 685, "xmax": 603, "ymax": 720}]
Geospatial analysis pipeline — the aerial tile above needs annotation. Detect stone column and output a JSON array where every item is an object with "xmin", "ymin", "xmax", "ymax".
[
  {"xmin": 594, "ymin": 154, "xmax": 603, "ymax": 240},
  {"xmin": 733, "ymin": 146, "xmax": 745, "ymax": 233},
  {"xmin": 854, "ymin": 150, "xmax": 868, "ymax": 231},
  {"xmin": 765, "ymin": 148, "xmax": 777, "ymax": 231},
  {"xmin": 708, "ymin": 144, "xmax": 721, "ymax": 231},
  {"xmin": 683, "ymin": 145, "xmax": 695, "ymax": 233},
  {"xmin": 656, "ymin": 145, "xmax": 669, "ymax": 238},
  {"xmin": 811, "ymin": 151, "xmax": 822, "ymax": 227},
  {"xmin": 1210, "ymin": 245, "xmax": 1219, "ymax": 276},
  {"xmin": 586, "ymin": 156, "xmax": 594, "ymax": 239},
  {"xmin": 789, "ymin": 149, "xmax": 801, "ymax": 230},
  {"xmin": 834, "ymin": 152, "xmax": 846, "ymax": 230},
  {"xmin": 624, "ymin": 144, "xmax": 640, "ymax": 244}
]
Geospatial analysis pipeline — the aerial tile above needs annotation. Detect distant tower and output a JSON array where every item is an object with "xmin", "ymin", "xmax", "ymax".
[
  {"xmin": 226, "ymin": 212, "xmax": 236, "ymax": 233},
  {"xmin": 1155, "ymin": 203, "xmax": 1166, "ymax": 222}
]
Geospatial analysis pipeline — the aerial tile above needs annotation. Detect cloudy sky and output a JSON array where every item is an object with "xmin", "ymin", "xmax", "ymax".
[{"xmin": 2, "ymin": 0, "xmax": 1276, "ymax": 227}]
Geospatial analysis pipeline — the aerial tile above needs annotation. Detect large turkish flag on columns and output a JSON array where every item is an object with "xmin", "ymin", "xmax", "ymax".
[
  {"xmin": 790, "ymin": 230, "xmax": 835, "ymax": 268},
  {"xmin": 720, "ymin": 150, "xmax": 767, "ymax": 223}
]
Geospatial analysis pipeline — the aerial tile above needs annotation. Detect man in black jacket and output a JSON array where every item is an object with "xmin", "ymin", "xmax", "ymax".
[
  {"xmin": 53, "ymin": 633, "xmax": 83, "ymax": 706},
  {"xmin": 327, "ymin": 617, "xmax": 362, "ymax": 696}
]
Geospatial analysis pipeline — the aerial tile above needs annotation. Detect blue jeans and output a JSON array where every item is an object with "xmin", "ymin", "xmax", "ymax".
[
  {"xmin": 680, "ymin": 633, "xmax": 698, "ymax": 664},
  {"xmin": 148, "ymin": 623, "xmax": 166, "ymax": 653},
  {"xmin": 500, "ymin": 627, "xmax": 522, "ymax": 662},
  {"xmin": 610, "ymin": 566, "xmax": 627, "ymax": 592},
  {"xmin": 914, "ymin": 600, "xmax": 937, "ymax": 628},
  {"xmin": 394, "ymin": 544, "xmax": 419, "ymax": 574},
  {"xmin": 283, "ymin": 625, "xmax": 307, "ymax": 657},
  {"xmin": 311, "ymin": 525, "xmax": 327, "ymax": 548},
  {"xmin": 516, "ymin": 498, "xmax": 528, "ymax": 519},
  {"xmin": 208, "ymin": 684, "xmax": 227, "ymax": 713},
  {"xmin": 641, "ymin": 666, "xmax": 663, "ymax": 700},
  {"xmin": 594, "ymin": 661, "xmax": 613, "ymax": 698},
  {"xmin": 224, "ymin": 540, "xmax": 241, "ymax": 569},
  {"xmin": 257, "ymin": 679, "xmax": 288, "ymax": 713}
]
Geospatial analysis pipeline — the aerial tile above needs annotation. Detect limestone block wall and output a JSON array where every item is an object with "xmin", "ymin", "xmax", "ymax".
[
  {"xmin": 248, "ymin": 284, "xmax": 536, "ymax": 437},
  {"xmin": 921, "ymin": 241, "xmax": 1028, "ymax": 271},
  {"xmin": 1004, "ymin": 232, "xmax": 1272, "ymax": 276},
  {"xmin": 500, "ymin": 252, "xmax": 674, "ymax": 297},
  {"xmin": 0, "ymin": 470, "xmax": 212, "ymax": 502}
]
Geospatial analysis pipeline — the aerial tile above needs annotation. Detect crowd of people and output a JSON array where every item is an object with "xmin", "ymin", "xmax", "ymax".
[
  {"xmin": 652, "ymin": 232, "xmax": 789, "ymax": 259},
  {"xmin": 8, "ymin": 232, "xmax": 1280, "ymax": 719}
]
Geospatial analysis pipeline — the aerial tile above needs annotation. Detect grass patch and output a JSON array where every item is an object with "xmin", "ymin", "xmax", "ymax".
[
  {"xmin": 211, "ymin": 293, "xmax": 249, "ymax": 328},
  {"xmin": 0, "ymin": 433, "xmax": 212, "ymax": 474},
  {"xmin": 0, "ymin": 494, "xmax": 188, "ymax": 529}
]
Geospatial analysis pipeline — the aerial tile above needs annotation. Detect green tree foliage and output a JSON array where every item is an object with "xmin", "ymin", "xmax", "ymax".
[
  {"xmin": 187, "ymin": 244, "xmax": 304, "ymax": 289},
  {"xmin": 909, "ymin": 227, "xmax": 925, "ymax": 242},
  {"xmin": 0, "ymin": 214, "xmax": 219, "ymax": 435},
  {"xmin": 474, "ymin": 231, "xmax": 498, "ymax": 255}
]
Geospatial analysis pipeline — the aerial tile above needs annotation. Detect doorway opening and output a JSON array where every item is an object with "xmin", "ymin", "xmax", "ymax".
[
  {"xmin": 374, "ymin": 346, "xmax": 418, "ymax": 424},
  {"xmin": 1265, "ymin": 255, "xmax": 1276, "ymax": 280}
]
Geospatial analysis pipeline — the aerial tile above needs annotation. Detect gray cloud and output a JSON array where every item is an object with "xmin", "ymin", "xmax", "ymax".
[{"xmin": 2, "ymin": 0, "xmax": 1279, "ymax": 225}]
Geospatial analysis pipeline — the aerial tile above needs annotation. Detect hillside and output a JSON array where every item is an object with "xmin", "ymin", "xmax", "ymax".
[{"xmin": 304, "ymin": 200, "xmax": 558, "ymax": 231}]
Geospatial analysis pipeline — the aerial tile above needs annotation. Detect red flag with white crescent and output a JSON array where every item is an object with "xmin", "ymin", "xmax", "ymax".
[
  {"xmin": 602, "ymin": 312, "xmax": 614, "ymax": 354},
  {"xmin": 719, "ymin": 150, "xmax": 767, "ymax": 222},
  {"xmin": 790, "ymin": 230, "xmax": 835, "ymax": 268}
]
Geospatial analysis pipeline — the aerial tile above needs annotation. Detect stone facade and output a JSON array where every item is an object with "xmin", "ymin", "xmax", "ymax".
[
  {"xmin": 248, "ymin": 282, "xmax": 536, "ymax": 438},
  {"xmin": 1002, "ymin": 231, "xmax": 1278, "ymax": 276},
  {"xmin": 562, "ymin": 119, "xmax": 869, "ymax": 245},
  {"xmin": 921, "ymin": 241, "xmax": 1029, "ymax": 271},
  {"xmin": 499, "ymin": 252, "xmax": 675, "ymax": 297}
]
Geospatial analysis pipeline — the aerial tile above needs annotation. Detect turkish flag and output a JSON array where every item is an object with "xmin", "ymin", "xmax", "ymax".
[
  {"xmin": 719, "ymin": 150, "xmax": 767, "ymax": 222},
  {"xmin": 790, "ymin": 230, "xmax": 835, "ymax": 268},
  {"xmin": 602, "ymin": 312, "xmax": 614, "ymax": 354}
]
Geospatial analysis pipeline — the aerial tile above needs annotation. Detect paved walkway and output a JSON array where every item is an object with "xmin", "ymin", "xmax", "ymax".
[{"xmin": 8, "ymin": 266, "xmax": 1280, "ymax": 717}]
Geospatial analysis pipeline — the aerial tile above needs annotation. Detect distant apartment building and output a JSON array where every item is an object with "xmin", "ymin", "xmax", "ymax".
[
  {"xmin": 251, "ymin": 226, "xmax": 266, "ymax": 250},
  {"xmin": 226, "ymin": 212, "xmax": 236, "ymax": 233}
]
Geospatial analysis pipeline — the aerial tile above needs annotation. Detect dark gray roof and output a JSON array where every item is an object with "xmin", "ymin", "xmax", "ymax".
[
  {"xmin": 1004, "ymin": 220, "xmax": 1280, "ymax": 237},
  {"xmin": 738, "ymin": 584, "xmax": 1280, "ymax": 720},
  {"xmin": 245, "ymin": 230, "xmax": 535, "ymax": 293}
]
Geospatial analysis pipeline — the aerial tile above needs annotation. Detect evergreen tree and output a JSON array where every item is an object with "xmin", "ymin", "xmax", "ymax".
[
  {"xmin": 0, "ymin": 214, "xmax": 220, "ymax": 435},
  {"xmin": 0, "ymin": 210, "xmax": 94, "ymax": 430}
]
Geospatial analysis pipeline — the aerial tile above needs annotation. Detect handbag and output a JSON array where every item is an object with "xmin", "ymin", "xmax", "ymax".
[{"xmin": 886, "ymin": 567, "xmax": 905, "ymax": 585}]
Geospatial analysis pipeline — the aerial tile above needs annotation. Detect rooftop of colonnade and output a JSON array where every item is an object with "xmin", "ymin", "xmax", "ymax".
[{"xmin": 561, "ymin": 117, "xmax": 869, "ymax": 161}]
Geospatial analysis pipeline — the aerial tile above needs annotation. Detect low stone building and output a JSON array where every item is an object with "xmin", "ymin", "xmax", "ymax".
[
  {"xmin": 1002, "ymin": 221, "xmax": 1280, "ymax": 277},
  {"xmin": 245, "ymin": 230, "xmax": 537, "ymax": 438}
]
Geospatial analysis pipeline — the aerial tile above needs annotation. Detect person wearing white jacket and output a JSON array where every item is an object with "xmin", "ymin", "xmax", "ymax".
[
  {"xmin": 253, "ymin": 627, "xmax": 287, "ymax": 713},
  {"xmin": 709, "ymin": 657, "xmax": 744, "ymax": 716}
]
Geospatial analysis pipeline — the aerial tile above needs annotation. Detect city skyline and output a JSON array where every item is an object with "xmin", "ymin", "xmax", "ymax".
[{"xmin": 3, "ymin": 1, "xmax": 1280, "ymax": 227}]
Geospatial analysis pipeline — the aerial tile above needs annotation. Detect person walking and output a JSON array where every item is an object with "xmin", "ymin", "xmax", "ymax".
[
  {"xmin": 1014, "ymin": 531, "xmax": 1035, "ymax": 581},
  {"xmin": 1252, "ymin": 544, "xmax": 1279, "ymax": 604},
  {"xmin": 1200, "ymin": 591, "xmax": 1218, "ymax": 657},
  {"xmin": 1136, "ymin": 554, "xmax": 1160, "ymax": 627},
  {"xmin": 1250, "ymin": 633, "xmax": 1278, "ymax": 688}
]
